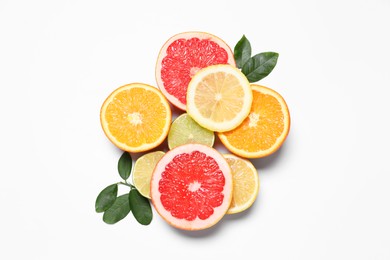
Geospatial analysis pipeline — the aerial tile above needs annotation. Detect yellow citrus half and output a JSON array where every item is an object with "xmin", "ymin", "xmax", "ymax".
[
  {"xmin": 186, "ymin": 64, "xmax": 253, "ymax": 132},
  {"xmin": 224, "ymin": 154, "xmax": 259, "ymax": 214}
]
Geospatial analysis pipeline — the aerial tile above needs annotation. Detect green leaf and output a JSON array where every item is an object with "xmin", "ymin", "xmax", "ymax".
[
  {"xmin": 118, "ymin": 151, "xmax": 132, "ymax": 181},
  {"xmin": 241, "ymin": 52, "xmax": 279, "ymax": 82},
  {"xmin": 129, "ymin": 189, "xmax": 153, "ymax": 225},
  {"xmin": 103, "ymin": 193, "xmax": 131, "ymax": 224},
  {"xmin": 95, "ymin": 184, "xmax": 118, "ymax": 213},
  {"xmin": 234, "ymin": 35, "xmax": 252, "ymax": 69}
]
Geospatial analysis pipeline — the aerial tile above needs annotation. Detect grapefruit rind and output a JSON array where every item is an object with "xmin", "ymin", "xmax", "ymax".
[
  {"xmin": 155, "ymin": 31, "xmax": 236, "ymax": 110},
  {"xmin": 150, "ymin": 144, "xmax": 233, "ymax": 231}
]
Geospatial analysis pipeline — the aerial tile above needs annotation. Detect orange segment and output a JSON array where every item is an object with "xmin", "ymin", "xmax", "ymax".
[
  {"xmin": 218, "ymin": 84, "xmax": 290, "ymax": 158},
  {"xmin": 100, "ymin": 83, "xmax": 172, "ymax": 153}
]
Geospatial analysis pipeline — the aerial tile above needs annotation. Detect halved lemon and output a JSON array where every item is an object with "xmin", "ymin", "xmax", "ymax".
[
  {"xmin": 224, "ymin": 154, "xmax": 259, "ymax": 214},
  {"xmin": 186, "ymin": 64, "xmax": 253, "ymax": 132}
]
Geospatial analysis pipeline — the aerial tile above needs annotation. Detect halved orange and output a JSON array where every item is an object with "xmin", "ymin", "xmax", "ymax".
[
  {"xmin": 218, "ymin": 84, "xmax": 290, "ymax": 158},
  {"xmin": 100, "ymin": 83, "xmax": 172, "ymax": 153}
]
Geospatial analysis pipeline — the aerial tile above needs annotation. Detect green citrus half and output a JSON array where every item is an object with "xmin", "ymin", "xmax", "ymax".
[
  {"xmin": 132, "ymin": 151, "xmax": 165, "ymax": 198},
  {"xmin": 168, "ymin": 113, "xmax": 215, "ymax": 150}
]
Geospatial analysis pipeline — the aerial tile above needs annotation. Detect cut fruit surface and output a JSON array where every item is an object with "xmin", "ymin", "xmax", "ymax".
[
  {"xmin": 168, "ymin": 113, "xmax": 215, "ymax": 149},
  {"xmin": 186, "ymin": 64, "xmax": 253, "ymax": 132},
  {"xmin": 218, "ymin": 84, "xmax": 290, "ymax": 158},
  {"xmin": 155, "ymin": 32, "xmax": 235, "ymax": 110},
  {"xmin": 132, "ymin": 151, "xmax": 165, "ymax": 199},
  {"xmin": 100, "ymin": 83, "xmax": 172, "ymax": 153},
  {"xmin": 224, "ymin": 154, "xmax": 259, "ymax": 214},
  {"xmin": 150, "ymin": 144, "xmax": 233, "ymax": 231}
]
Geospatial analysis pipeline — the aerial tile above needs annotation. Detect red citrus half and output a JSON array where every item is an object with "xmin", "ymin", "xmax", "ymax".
[
  {"xmin": 150, "ymin": 143, "xmax": 233, "ymax": 231},
  {"xmin": 155, "ymin": 31, "xmax": 236, "ymax": 110}
]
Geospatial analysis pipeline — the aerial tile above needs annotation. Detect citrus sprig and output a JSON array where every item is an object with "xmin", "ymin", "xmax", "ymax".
[
  {"xmin": 95, "ymin": 152, "xmax": 153, "ymax": 225},
  {"xmin": 234, "ymin": 35, "xmax": 279, "ymax": 82}
]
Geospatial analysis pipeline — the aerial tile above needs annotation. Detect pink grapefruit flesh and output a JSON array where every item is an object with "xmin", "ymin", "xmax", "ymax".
[
  {"xmin": 155, "ymin": 32, "xmax": 236, "ymax": 110},
  {"xmin": 150, "ymin": 143, "xmax": 233, "ymax": 231}
]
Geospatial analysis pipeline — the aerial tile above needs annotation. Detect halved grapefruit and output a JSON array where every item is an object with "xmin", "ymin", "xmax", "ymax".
[
  {"xmin": 155, "ymin": 32, "xmax": 236, "ymax": 110},
  {"xmin": 150, "ymin": 143, "xmax": 233, "ymax": 231}
]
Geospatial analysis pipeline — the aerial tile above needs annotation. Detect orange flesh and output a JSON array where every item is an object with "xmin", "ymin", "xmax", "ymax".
[
  {"xmin": 222, "ymin": 90, "xmax": 285, "ymax": 152},
  {"xmin": 104, "ymin": 88, "xmax": 169, "ymax": 148}
]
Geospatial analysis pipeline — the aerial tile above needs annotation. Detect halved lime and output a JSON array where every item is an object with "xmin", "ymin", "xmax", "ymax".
[
  {"xmin": 132, "ymin": 151, "xmax": 165, "ymax": 199},
  {"xmin": 168, "ymin": 113, "xmax": 215, "ymax": 150}
]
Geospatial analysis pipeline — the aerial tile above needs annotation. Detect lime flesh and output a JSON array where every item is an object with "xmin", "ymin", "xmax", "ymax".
[
  {"xmin": 168, "ymin": 113, "xmax": 215, "ymax": 150},
  {"xmin": 132, "ymin": 151, "xmax": 165, "ymax": 198}
]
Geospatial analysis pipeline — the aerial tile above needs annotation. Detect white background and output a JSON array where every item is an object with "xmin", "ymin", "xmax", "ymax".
[{"xmin": 1, "ymin": 0, "xmax": 390, "ymax": 259}]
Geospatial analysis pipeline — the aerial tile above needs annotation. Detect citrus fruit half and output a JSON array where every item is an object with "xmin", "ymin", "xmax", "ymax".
[
  {"xmin": 150, "ymin": 143, "xmax": 233, "ymax": 231},
  {"xmin": 132, "ymin": 151, "xmax": 165, "ymax": 199},
  {"xmin": 186, "ymin": 64, "xmax": 253, "ymax": 132},
  {"xmin": 224, "ymin": 154, "xmax": 260, "ymax": 214},
  {"xmin": 155, "ymin": 31, "xmax": 235, "ymax": 110},
  {"xmin": 100, "ymin": 83, "xmax": 172, "ymax": 153},
  {"xmin": 167, "ymin": 113, "xmax": 215, "ymax": 150},
  {"xmin": 218, "ymin": 84, "xmax": 290, "ymax": 158}
]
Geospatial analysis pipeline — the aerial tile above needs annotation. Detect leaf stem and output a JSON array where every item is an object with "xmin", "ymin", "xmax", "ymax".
[{"xmin": 118, "ymin": 181, "xmax": 135, "ymax": 189}]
